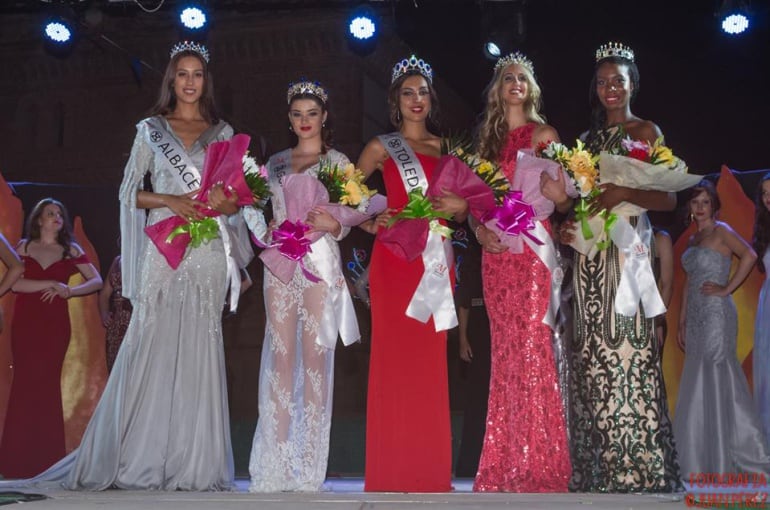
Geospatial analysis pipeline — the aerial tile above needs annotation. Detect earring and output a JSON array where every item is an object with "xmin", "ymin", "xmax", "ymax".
[
  {"xmin": 688, "ymin": 212, "xmax": 694, "ymax": 225},
  {"xmin": 322, "ymin": 122, "xmax": 326, "ymax": 128},
  {"xmin": 289, "ymin": 125, "xmax": 293, "ymax": 131},
  {"xmin": 396, "ymin": 110, "xmax": 401, "ymax": 122}
]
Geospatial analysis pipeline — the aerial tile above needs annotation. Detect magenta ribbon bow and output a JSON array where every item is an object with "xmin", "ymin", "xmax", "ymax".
[
  {"xmin": 271, "ymin": 220, "xmax": 320, "ymax": 282},
  {"xmin": 483, "ymin": 190, "xmax": 543, "ymax": 246}
]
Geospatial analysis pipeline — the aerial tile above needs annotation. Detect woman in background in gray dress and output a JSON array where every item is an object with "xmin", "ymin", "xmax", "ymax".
[
  {"xmin": 752, "ymin": 172, "xmax": 770, "ymax": 445},
  {"xmin": 675, "ymin": 180, "xmax": 770, "ymax": 479}
]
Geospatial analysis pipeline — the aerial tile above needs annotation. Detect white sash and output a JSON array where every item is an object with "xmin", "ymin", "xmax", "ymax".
[
  {"xmin": 379, "ymin": 132, "xmax": 457, "ymax": 331},
  {"xmin": 610, "ymin": 213, "xmax": 666, "ymax": 318},
  {"xmin": 144, "ymin": 118, "xmax": 242, "ymax": 312},
  {"xmin": 145, "ymin": 117, "xmax": 202, "ymax": 192},
  {"xmin": 523, "ymin": 222, "xmax": 563, "ymax": 330}
]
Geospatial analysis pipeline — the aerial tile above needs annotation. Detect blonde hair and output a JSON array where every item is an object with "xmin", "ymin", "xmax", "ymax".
[{"xmin": 477, "ymin": 63, "xmax": 545, "ymax": 162}]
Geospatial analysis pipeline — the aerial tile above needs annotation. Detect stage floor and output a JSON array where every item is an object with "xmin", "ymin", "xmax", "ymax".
[{"xmin": 1, "ymin": 479, "xmax": 689, "ymax": 509}]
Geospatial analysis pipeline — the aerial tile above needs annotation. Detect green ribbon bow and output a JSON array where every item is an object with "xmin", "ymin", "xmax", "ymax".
[
  {"xmin": 166, "ymin": 217, "xmax": 221, "ymax": 247},
  {"xmin": 386, "ymin": 188, "xmax": 454, "ymax": 237}
]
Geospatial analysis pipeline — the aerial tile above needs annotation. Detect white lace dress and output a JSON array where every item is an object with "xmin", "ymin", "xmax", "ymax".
[{"xmin": 247, "ymin": 149, "xmax": 358, "ymax": 492}]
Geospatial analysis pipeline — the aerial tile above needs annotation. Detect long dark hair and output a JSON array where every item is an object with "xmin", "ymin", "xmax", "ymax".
[
  {"xmin": 25, "ymin": 198, "xmax": 75, "ymax": 259},
  {"xmin": 288, "ymin": 93, "xmax": 333, "ymax": 154},
  {"xmin": 586, "ymin": 55, "xmax": 640, "ymax": 142},
  {"xmin": 149, "ymin": 49, "xmax": 219, "ymax": 124},
  {"xmin": 387, "ymin": 71, "xmax": 440, "ymax": 133},
  {"xmin": 753, "ymin": 172, "xmax": 770, "ymax": 272}
]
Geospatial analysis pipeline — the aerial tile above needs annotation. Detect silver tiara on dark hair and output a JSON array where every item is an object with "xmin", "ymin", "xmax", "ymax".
[
  {"xmin": 287, "ymin": 80, "xmax": 328, "ymax": 104},
  {"xmin": 595, "ymin": 42, "xmax": 634, "ymax": 63},
  {"xmin": 494, "ymin": 51, "xmax": 534, "ymax": 74},
  {"xmin": 170, "ymin": 41, "xmax": 210, "ymax": 63},
  {"xmin": 391, "ymin": 55, "xmax": 433, "ymax": 84}
]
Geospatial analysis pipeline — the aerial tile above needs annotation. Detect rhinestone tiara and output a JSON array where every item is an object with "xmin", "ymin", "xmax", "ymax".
[
  {"xmin": 287, "ymin": 80, "xmax": 328, "ymax": 104},
  {"xmin": 595, "ymin": 42, "xmax": 634, "ymax": 63},
  {"xmin": 391, "ymin": 55, "xmax": 433, "ymax": 84},
  {"xmin": 494, "ymin": 51, "xmax": 534, "ymax": 74},
  {"xmin": 170, "ymin": 40, "xmax": 210, "ymax": 63}
]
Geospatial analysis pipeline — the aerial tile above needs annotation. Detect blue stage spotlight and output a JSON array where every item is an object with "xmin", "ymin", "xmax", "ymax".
[
  {"xmin": 717, "ymin": 0, "xmax": 751, "ymax": 35},
  {"xmin": 44, "ymin": 19, "xmax": 73, "ymax": 44},
  {"xmin": 346, "ymin": 5, "xmax": 378, "ymax": 55},
  {"xmin": 179, "ymin": 4, "xmax": 208, "ymax": 31},
  {"xmin": 484, "ymin": 41, "xmax": 502, "ymax": 59},
  {"xmin": 349, "ymin": 12, "xmax": 376, "ymax": 41},
  {"xmin": 721, "ymin": 13, "xmax": 750, "ymax": 34}
]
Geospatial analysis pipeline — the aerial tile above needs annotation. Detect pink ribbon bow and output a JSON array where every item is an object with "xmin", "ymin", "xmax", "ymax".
[{"xmin": 483, "ymin": 190, "xmax": 543, "ymax": 246}]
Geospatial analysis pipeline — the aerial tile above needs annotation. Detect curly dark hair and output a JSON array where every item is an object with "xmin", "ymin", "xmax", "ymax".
[
  {"xmin": 753, "ymin": 172, "xmax": 770, "ymax": 273},
  {"xmin": 24, "ymin": 198, "xmax": 75, "ymax": 259}
]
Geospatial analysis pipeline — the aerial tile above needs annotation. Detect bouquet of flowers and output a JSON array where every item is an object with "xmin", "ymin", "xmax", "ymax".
[
  {"xmin": 377, "ymin": 155, "xmax": 495, "ymax": 261},
  {"xmin": 145, "ymin": 134, "xmax": 270, "ymax": 269},
  {"xmin": 316, "ymin": 158, "xmax": 377, "ymax": 213},
  {"xmin": 443, "ymin": 136, "xmax": 510, "ymax": 205},
  {"xmin": 259, "ymin": 160, "xmax": 387, "ymax": 284},
  {"xmin": 536, "ymin": 140, "xmax": 612, "ymax": 255},
  {"xmin": 599, "ymin": 136, "xmax": 699, "ymax": 217},
  {"xmin": 242, "ymin": 152, "xmax": 271, "ymax": 210}
]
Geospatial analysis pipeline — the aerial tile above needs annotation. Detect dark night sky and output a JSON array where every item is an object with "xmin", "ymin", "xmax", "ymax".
[{"xmin": 392, "ymin": 0, "xmax": 770, "ymax": 176}]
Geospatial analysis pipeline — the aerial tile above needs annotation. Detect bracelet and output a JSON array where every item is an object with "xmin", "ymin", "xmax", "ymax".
[{"xmin": 474, "ymin": 224, "xmax": 484, "ymax": 241}]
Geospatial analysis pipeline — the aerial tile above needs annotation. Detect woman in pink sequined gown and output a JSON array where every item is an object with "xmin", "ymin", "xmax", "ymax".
[{"xmin": 472, "ymin": 53, "xmax": 572, "ymax": 492}]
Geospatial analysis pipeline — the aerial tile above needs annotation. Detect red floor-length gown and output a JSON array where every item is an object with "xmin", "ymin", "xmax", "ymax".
[
  {"xmin": 365, "ymin": 153, "xmax": 452, "ymax": 492},
  {"xmin": 0, "ymin": 253, "xmax": 89, "ymax": 478},
  {"xmin": 474, "ymin": 123, "xmax": 571, "ymax": 492}
]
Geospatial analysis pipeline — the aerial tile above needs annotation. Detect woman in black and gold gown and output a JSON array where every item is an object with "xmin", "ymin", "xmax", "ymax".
[{"xmin": 564, "ymin": 43, "xmax": 681, "ymax": 493}]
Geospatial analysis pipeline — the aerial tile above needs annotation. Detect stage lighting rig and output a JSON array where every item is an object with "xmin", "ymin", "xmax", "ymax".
[
  {"xmin": 178, "ymin": 2, "xmax": 209, "ymax": 36},
  {"xmin": 346, "ymin": 4, "xmax": 379, "ymax": 55},
  {"xmin": 481, "ymin": 1, "xmax": 527, "ymax": 61},
  {"xmin": 40, "ymin": 0, "xmax": 84, "ymax": 56},
  {"xmin": 717, "ymin": 0, "xmax": 751, "ymax": 35}
]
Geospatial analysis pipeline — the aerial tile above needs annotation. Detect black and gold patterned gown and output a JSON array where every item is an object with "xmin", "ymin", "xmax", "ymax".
[{"xmin": 568, "ymin": 126, "xmax": 681, "ymax": 493}]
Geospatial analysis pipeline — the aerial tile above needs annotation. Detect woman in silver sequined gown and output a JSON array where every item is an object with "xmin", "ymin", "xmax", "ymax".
[
  {"xmin": 675, "ymin": 181, "xmax": 770, "ymax": 478},
  {"xmin": 0, "ymin": 43, "xmax": 252, "ymax": 491},
  {"xmin": 752, "ymin": 173, "xmax": 770, "ymax": 445}
]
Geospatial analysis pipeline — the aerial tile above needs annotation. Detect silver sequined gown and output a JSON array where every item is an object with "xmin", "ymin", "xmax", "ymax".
[
  {"xmin": 1, "ymin": 117, "xmax": 244, "ymax": 491},
  {"xmin": 674, "ymin": 246, "xmax": 770, "ymax": 477}
]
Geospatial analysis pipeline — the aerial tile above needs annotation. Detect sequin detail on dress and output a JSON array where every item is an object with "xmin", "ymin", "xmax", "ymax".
[{"xmin": 474, "ymin": 124, "xmax": 571, "ymax": 492}]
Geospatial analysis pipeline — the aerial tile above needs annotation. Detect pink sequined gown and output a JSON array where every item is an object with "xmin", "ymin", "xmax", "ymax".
[{"xmin": 474, "ymin": 123, "xmax": 571, "ymax": 492}]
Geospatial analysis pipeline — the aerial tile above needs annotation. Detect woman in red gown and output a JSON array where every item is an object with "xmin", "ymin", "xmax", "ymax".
[
  {"xmin": 472, "ymin": 53, "xmax": 572, "ymax": 492},
  {"xmin": 358, "ymin": 56, "xmax": 468, "ymax": 492},
  {"xmin": 0, "ymin": 198, "xmax": 102, "ymax": 478}
]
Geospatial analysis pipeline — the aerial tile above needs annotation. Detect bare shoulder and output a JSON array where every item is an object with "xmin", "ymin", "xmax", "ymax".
[
  {"xmin": 69, "ymin": 243, "xmax": 86, "ymax": 258},
  {"xmin": 655, "ymin": 229, "xmax": 672, "ymax": 246},
  {"xmin": 532, "ymin": 123, "xmax": 560, "ymax": 146},
  {"xmin": 15, "ymin": 238, "xmax": 29, "ymax": 255},
  {"xmin": 357, "ymin": 137, "xmax": 388, "ymax": 174},
  {"xmin": 626, "ymin": 119, "xmax": 663, "ymax": 144}
]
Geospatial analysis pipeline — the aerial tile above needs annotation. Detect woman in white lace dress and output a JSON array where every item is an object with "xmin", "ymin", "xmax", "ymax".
[{"xmin": 248, "ymin": 81, "xmax": 359, "ymax": 492}]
